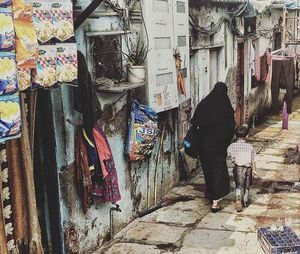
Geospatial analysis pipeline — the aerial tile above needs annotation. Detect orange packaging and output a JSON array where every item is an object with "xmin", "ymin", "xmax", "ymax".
[
  {"xmin": 14, "ymin": 19, "xmax": 38, "ymax": 69},
  {"xmin": 12, "ymin": 0, "xmax": 32, "ymax": 21}
]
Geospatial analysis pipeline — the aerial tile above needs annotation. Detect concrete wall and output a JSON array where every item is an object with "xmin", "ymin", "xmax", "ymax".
[
  {"xmin": 189, "ymin": 3, "xmax": 283, "ymax": 125},
  {"xmin": 49, "ymin": 1, "xmax": 182, "ymax": 253}
]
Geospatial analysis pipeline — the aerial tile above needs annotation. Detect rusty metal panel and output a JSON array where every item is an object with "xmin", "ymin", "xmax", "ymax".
[{"xmin": 89, "ymin": 35, "xmax": 123, "ymax": 80}]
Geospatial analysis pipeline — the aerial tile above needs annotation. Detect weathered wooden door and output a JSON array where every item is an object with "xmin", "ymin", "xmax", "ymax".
[{"xmin": 236, "ymin": 42, "xmax": 245, "ymax": 126}]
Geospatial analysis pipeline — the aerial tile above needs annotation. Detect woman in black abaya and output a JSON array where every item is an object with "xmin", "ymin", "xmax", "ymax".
[{"xmin": 192, "ymin": 82, "xmax": 235, "ymax": 212}]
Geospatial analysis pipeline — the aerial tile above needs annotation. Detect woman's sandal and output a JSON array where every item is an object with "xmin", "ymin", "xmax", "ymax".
[{"xmin": 211, "ymin": 206, "xmax": 222, "ymax": 213}]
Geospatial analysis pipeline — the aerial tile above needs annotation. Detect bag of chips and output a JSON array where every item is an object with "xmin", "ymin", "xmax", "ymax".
[
  {"xmin": 14, "ymin": 19, "xmax": 38, "ymax": 68},
  {"xmin": 32, "ymin": 45, "xmax": 56, "ymax": 88},
  {"xmin": 17, "ymin": 67, "xmax": 30, "ymax": 91},
  {"xmin": 0, "ymin": 52, "xmax": 17, "ymax": 95},
  {"xmin": 0, "ymin": 94, "xmax": 21, "ymax": 143},
  {"xmin": 125, "ymin": 100, "xmax": 159, "ymax": 161},
  {"xmin": 32, "ymin": 0, "xmax": 55, "ymax": 43},
  {"xmin": 0, "ymin": 9, "xmax": 14, "ymax": 51},
  {"xmin": 12, "ymin": 0, "xmax": 31, "ymax": 20},
  {"xmin": 51, "ymin": 0, "xmax": 74, "ymax": 42},
  {"xmin": 56, "ymin": 43, "xmax": 77, "ymax": 83},
  {"xmin": 0, "ymin": 0, "xmax": 11, "ymax": 8}
]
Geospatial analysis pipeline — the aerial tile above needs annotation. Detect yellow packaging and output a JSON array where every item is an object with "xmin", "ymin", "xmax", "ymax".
[
  {"xmin": 14, "ymin": 19, "xmax": 38, "ymax": 69},
  {"xmin": 17, "ymin": 68, "xmax": 31, "ymax": 91}
]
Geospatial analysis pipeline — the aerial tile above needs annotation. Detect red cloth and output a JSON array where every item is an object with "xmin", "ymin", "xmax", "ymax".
[
  {"xmin": 93, "ymin": 124, "xmax": 121, "ymax": 203},
  {"xmin": 282, "ymin": 101, "xmax": 289, "ymax": 130}
]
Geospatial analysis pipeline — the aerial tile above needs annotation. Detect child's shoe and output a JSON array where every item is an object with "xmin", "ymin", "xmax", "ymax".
[{"xmin": 236, "ymin": 199, "xmax": 243, "ymax": 212}]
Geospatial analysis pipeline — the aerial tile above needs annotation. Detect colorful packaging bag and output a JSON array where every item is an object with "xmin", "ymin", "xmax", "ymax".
[
  {"xmin": 17, "ymin": 67, "xmax": 30, "ymax": 91},
  {"xmin": 32, "ymin": 0, "xmax": 55, "ymax": 43},
  {"xmin": 0, "ymin": 9, "xmax": 15, "ymax": 51},
  {"xmin": 125, "ymin": 100, "xmax": 159, "ymax": 161},
  {"xmin": 0, "ymin": 52, "xmax": 18, "ymax": 95},
  {"xmin": 0, "ymin": 94, "xmax": 21, "ymax": 143},
  {"xmin": 32, "ymin": 45, "xmax": 56, "ymax": 88},
  {"xmin": 0, "ymin": 0, "xmax": 11, "ymax": 8},
  {"xmin": 56, "ymin": 43, "xmax": 77, "ymax": 83},
  {"xmin": 14, "ymin": 19, "xmax": 39, "ymax": 69},
  {"xmin": 51, "ymin": 0, "xmax": 74, "ymax": 42}
]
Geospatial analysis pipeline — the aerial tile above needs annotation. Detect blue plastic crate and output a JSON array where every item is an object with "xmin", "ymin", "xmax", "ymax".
[{"xmin": 258, "ymin": 226, "xmax": 300, "ymax": 254}]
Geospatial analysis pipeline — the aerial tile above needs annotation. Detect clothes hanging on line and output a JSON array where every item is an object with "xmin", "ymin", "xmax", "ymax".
[{"xmin": 271, "ymin": 58, "xmax": 294, "ymax": 114}]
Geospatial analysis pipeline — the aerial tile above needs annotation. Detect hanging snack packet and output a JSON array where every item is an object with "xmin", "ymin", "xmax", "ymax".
[
  {"xmin": 12, "ymin": 0, "xmax": 31, "ymax": 20},
  {"xmin": 51, "ymin": 0, "xmax": 74, "ymax": 42},
  {"xmin": 0, "ymin": 52, "xmax": 18, "ymax": 95},
  {"xmin": 0, "ymin": 0, "xmax": 11, "ymax": 8},
  {"xmin": 0, "ymin": 10, "xmax": 14, "ymax": 51},
  {"xmin": 0, "ymin": 94, "xmax": 21, "ymax": 143},
  {"xmin": 32, "ymin": 0, "xmax": 55, "ymax": 43},
  {"xmin": 33, "ymin": 45, "xmax": 56, "ymax": 88},
  {"xmin": 17, "ymin": 68, "xmax": 30, "ymax": 91},
  {"xmin": 56, "ymin": 43, "xmax": 77, "ymax": 83},
  {"xmin": 14, "ymin": 19, "xmax": 38, "ymax": 68}
]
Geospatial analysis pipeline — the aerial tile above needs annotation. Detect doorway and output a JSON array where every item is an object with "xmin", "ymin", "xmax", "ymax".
[{"xmin": 236, "ymin": 42, "xmax": 245, "ymax": 126}]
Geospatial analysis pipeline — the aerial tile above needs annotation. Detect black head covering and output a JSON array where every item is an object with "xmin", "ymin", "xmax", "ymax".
[
  {"xmin": 192, "ymin": 82, "xmax": 234, "ymax": 128},
  {"xmin": 73, "ymin": 51, "xmax": 103, "ymax": 137},
  {"xmin": 191, "ymin": 82, "xmax": 235, "ymax": 151}
]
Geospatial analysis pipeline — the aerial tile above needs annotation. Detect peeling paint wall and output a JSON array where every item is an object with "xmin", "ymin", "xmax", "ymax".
[
  {"xmin": 189, "ymin": 4, "xmax": 284, "ymax": 125},
  {"xmin": 49, "ymin": 1, "xmax": 182, "ymax": 253}
]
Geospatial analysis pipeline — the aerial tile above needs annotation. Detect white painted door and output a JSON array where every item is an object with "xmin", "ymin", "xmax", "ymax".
[
  {"xmin": 142, "ymin": 0, "xmax": 178, "ymax": 113},
  {"xmin": 173, "ymin": 0, "xmax": 190, "ymax": 104}
]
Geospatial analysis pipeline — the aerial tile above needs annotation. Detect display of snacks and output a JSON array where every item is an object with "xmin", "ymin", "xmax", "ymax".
[
  {"xmin": 51, "ymin": 0, "xmax": 74, "ymax": 42},
  {"xmin": 33, "ymin": 45, "xmax": 56, "ymax": 87},
  {"xmin": 0, "ymin": 10, "xmax": 15, "ymax": 51},
  {"xmin": 0, "ymin": 0, "xmax": 11, "ymax": 8},
  {"xmin": 12, "ymin": 0, "xmax": 32, "ymax": 20},
  {"xmin": 0, "ymin": 94, "xmax": 21, "ymax": 142},
  {"xmin": 17, "ymin": 67, "xmax": 30, "ymax": 91},
  {"xmin": 32, "ymin": 0, "xmax": 55, "ymax": 43},
  {"xmin": 56, "ymin": 43, "xmax": 77, "ymax": 83},
  {"xmin": 0, "ymin": 52, "xmax": 17, "ymax": 95},
  {"xmin": 14, "ymin": 19, "xmax": 38, "ymax": 68}
]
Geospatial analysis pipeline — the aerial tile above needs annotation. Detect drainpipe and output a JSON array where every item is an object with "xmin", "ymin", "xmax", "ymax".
[{"xmin": 109, "ymin": 204, "xmax": 121, "ymax": 240}]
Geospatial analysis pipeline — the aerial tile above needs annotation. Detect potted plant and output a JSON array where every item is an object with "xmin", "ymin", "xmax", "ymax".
[{"xmin": 124, "ymin": 36, "xmax": 149, "ymax": 84}]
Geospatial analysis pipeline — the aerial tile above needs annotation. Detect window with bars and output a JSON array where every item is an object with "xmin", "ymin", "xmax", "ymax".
[{"xmin": 89, "ymin": 35, "xmax": 123, "ymax": 80}]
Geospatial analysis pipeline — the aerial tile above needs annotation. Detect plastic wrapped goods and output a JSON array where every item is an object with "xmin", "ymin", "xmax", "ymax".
[
  {"xmin": 14, "ymin": 19, "xmax": 38, "ymax": 68},
  {"xmin": 51, "ymin": 0, "xmax": 74, "ymax": 42},
  {"xmin": 32, "ymin": 0, "xmax": 55, "ymax": 43},
  {"xmin": 125, "ymin": 100, "xmax": 159, "ymax": 161},
  {"xmin": 33, "ymin": 45, "xmax": 56, "ymax": 88},
  {"xmin": 0, "ymin": 10, "xmax": 14, "ymax": 51},
  {"xmin": 0, "ymin": 94, "xmax": 21, "ymax": 143},
  {"xmin": 0, "ymin": 53, "xmax": 18, "ymax": 95},
  {"xmin": 56, "ymin": 43, "xmax": 77, "ymax": 83},
  {"xmin": 0, "ymin": 0, "xmax": 11, "ymax": 8},
  {"xmin": 17, "ymin": 67, "xmax": 30, "ymax": 91}
]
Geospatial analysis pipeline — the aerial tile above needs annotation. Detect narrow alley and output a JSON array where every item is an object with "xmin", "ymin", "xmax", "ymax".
[{"xmin": 94, "ymin": 96, "xmax": 300, "ymax": 254}]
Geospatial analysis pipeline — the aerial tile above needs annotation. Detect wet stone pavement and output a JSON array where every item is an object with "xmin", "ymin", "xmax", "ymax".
[{"xmin": 93, "ymin": 97, "xmax": 300, "ymax": 254}]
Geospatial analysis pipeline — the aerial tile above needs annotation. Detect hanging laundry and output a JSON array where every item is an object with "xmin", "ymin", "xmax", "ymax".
[
  {"xmin": 271, "ymin": 58, "xmax": 294, "ymax": 114},
  {"xmin": 282, "ymin": 98, "xmax": 288, "ymax": 130},
  {"xmin": 92, "ymin": 124, "xmax": 121, "ymax": 204},
  {"xmin": 260, "ymin": 50, "xmax": 270, "ymax": 82},
  {"xmin": 254, "ymin": 50, "xmax": 260, "ymax": 81},
  {"xmin": 75, "ymin": 128, "xmax": 93, "ymax": 214},
  {"xmin": 73, "ymin": 51, "xmax": 102, "ymax": 138},
  {"xmin": 75, "ymin": 124, "xmax": 121, "ymax": 213}
]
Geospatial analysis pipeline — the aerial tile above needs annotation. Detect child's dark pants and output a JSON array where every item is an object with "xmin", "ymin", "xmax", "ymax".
[{"xmin": 233, "ymin": 165, "xmax": 252, "ymax": 205}]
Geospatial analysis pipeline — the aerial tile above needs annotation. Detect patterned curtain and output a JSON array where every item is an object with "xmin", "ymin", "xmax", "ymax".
[{"xmin": 0, "ymin": 93, "xmax": 43, "ymax": 254}]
